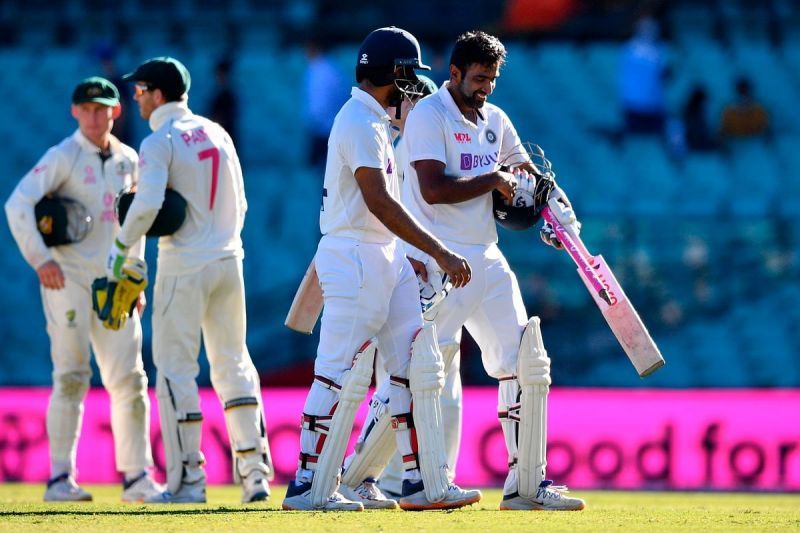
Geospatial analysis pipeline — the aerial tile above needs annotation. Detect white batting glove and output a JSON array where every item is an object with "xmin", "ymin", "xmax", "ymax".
[
  {"xmin": 106, "ymin": 238, "xmax": 129, "ymax": 281},
  {"xmin": 513, "ymin": 168, "xmax": 537, "ymax": 196},
  {"xmin": 418, "ymin": 263, "xmax": 453, "ymax": 321}
]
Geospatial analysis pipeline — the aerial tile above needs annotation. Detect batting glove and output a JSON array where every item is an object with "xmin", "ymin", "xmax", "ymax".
[
  {"xmin": 106, "ymin": 238, "xmax": 129, "ymax": 280},
  {"xmin": 513, "ymin": 168, "xmax": 537, "ymax": 196}
]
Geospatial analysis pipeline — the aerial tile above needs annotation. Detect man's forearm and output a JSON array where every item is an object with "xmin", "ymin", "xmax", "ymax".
[
  {"xmin": 368, "ymin": 194, "xmax": 445, "ymax": 260},
  {"xmin": 421, "ymin": 171, "xmax": 499, "ymax": 204}
]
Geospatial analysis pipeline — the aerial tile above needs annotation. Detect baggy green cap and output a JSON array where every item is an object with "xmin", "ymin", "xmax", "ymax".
[
  {"xmin": 72, "ymin": 76, "xmax": 120, "ymax": 106},
  {"xmin": 122, "ymin": 56, "xmax": 191, "ymax": 99}
]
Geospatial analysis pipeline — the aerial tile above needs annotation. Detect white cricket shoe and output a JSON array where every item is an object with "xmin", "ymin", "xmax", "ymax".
[
  {"xmin": 499, "ymin": 480, "xmax": 585, "ymax": 511},
  {"xmin": 43, "ymin": 473, "xmax": 93, "ymax": 502},
  {"xmin": 241, "ymin": 471, "xmax": 270, "ymax": 503},
  {"xmin": 121, "ymin": 473, "xmax": 169, "ymax": 503},
  {"xmin": 398, "ymin": 479, "xmax": 481, "ymax": 511},
  {"xmin": 281, "ymin": 480, "xmax": 364, "ymax": 511},
  {"xmin": 165, "ymin": 478, "xmax": 207, "ymax": 503},
  {"xmin": 339, "ymin": 478, "xmax": 399, "ymax": 510}
]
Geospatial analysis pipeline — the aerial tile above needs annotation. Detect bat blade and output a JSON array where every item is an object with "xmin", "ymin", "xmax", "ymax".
[
  {"xmin": 576, "ymin": 255, "xmax": 665, "ymax": 377},
  {"xmin": 284, "ymin": 259, "xmax": 323, "ymax": 334}
]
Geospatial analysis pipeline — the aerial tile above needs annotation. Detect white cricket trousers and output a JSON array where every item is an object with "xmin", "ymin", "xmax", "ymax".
[
  {"xmin": 314, "ymin": 235, "xmax": 421, "ymax": 380},
  {"xmin": 432, "ymin": 242, "xmax": 528, "ymax": 379},
  {"xmin": 152, "ymin": 257, "xmax": 260, "ymax": 417},
  {"xmin": 42, "ymin": 274, "xmax": 151, "ymax": 476}
]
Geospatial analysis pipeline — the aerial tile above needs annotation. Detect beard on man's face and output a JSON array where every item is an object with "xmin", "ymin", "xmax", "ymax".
[{"xmin": 458, "ymin": 81, "xmax": 486, "ymax": 109}]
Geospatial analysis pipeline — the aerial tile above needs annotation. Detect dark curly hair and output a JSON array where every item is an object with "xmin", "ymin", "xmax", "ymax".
[{"xmin": 449, "ymin": 31, "xmax": 506, "ymax": 76}]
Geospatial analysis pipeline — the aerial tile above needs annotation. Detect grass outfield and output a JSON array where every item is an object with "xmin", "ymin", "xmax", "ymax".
[{"xmin": 1, "ymin": 484, "xmax": 798, "ymax": 532}]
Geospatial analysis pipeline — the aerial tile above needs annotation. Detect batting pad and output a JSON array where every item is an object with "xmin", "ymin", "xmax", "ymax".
[
  {"xmin": 223, "ymin": 397, "xmax": 273, "ymax": 481},
  {"xmin": 409, "ymin": 324, "xmax": 449, "ymax": 503},
  {"xmin": 156, "ymin": 374, "xmax": 205, "ymax": 493},
  {"xmin": 310, "ymin": 339, "xmax": 376, "ymax": 508},
  {"xmin": 341, "ymin": 384, "xmax": 395, "ymax": 487},
  {"xmin": 516, "ymin": 316, "xmax": 551, "ymax": 498}
]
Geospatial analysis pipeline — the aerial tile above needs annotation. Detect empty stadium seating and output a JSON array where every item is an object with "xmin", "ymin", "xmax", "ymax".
[{"xmin": 0, "ymin": 1, "xmax": 798, "ymax": 388}]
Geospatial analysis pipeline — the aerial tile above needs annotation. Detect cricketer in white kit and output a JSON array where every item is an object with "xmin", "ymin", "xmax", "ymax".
[
  {"xmin": 108, "ymin": 57, "xmax": 272, "ymax": 504},
  {"xmin": 402, "ymin": 31, "xmax": 586, "ymax": 511},
  {"xmin": 4, "ymin": 77, "xmax": 164, "ymax": 503},
  {"xmin": 282, "ymin": 27, "xmax": 480, "ymax": 512},
  {"xmin": 354, "ymin": 75, "xmax": 466, "ymax": 497}
]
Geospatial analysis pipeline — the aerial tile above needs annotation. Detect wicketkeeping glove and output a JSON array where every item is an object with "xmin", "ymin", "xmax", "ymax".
[{"xmin": 92, "ymin": 258, "xmax": 148, "ymax": 330}]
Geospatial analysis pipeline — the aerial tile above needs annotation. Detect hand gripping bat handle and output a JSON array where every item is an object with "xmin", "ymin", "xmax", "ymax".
[{"xmin": 542, "ymin": 207, "xmax": 612, "ymax": 305}]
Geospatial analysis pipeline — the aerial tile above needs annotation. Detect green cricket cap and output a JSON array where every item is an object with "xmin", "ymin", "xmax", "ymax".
[
  {"xmin": 122, "ymin": 56, "xmax": 191, "ymax": 99},
  {"xmin": 72, "ymin": 76, "xmax": 120, "ymax": 106}
]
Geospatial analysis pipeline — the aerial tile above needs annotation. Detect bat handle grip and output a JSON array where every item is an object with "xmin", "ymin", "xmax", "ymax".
[{"xmin": 542, "ymin": 207, "xmax": 611, "ymax": 304}]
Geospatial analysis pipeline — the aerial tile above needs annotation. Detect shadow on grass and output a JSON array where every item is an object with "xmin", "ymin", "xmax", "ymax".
[{"xmin": 1, "ymin": 507, "xmax": 286, "ymax": 517}]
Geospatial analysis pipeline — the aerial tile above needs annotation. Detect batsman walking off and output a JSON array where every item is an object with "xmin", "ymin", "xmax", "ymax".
[
  {"xmin": 282, "ymin": 27, "xmax": 480, "ymax": 512},
  {"xmin": 4, "ymin": 77, "xmax": 165, "ymax": 503},
  {"xmin": 109, "ymin": 57, "xmax": 273, "ymax": 504},
  {"xmin": 400, "ymin": 31, "xmax": 585, "ymax": 511}
]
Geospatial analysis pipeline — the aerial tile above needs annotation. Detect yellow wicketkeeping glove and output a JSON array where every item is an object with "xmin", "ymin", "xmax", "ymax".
[{"xmin": 92, "ymin": 258, "xmax": 148, "ymax": 330}]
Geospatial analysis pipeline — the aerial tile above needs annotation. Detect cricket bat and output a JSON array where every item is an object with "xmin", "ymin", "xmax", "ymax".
[
  {"xmin": 542, "ymin": 206, "xmax": 665, "ymax": 377},
  {"xmin": 284, "ymin": 257, "xmax": 323, "ymax": 334}
]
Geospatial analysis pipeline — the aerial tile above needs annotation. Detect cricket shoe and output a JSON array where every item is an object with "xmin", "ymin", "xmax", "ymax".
[
  {"xmin": 165, "ymin": 478, "xmax": 207, "ymax": 503},
  {"xmin": 44, "ymin": 473, "xmax": 93, "ymax": 502},
  {"xmin": 281, "ymin": 480, "xmax": 363, "ymax": 511},
  {"xmin": 398, "ymin": 479, "xmax": 481, "ymax": 511},
  {"xmin": 339, "ymin": 478, "xmax": 399, "ymax": 509},
  {"xmin": 499, "ymin": 480, "xmax": 585, "ymax": 511},
  {"xmin": 241, "ymin": 471, "xmax": 270, "ymax": 503},
  {"xmin": 121, "ymin": 472, "xmax": 169, "ymax": 503}
]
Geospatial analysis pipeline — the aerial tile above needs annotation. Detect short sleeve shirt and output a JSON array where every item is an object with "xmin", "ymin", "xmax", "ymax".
[
  {"xmin": 319, "ymin": 88, "xmax": 399, "ymax": 244},
  {"xmin": 403, "ymin": 82, "xmax": 525, "ymax": 245}
]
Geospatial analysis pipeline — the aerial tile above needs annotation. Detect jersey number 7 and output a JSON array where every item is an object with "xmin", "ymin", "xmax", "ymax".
[{"xmin": 198, "ymin": 147, "xmax": 220, "ymax": 210}]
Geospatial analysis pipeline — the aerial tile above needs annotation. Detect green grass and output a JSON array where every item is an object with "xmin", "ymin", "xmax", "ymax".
[{"xmin": 0, "ymin": 484, "xmax": 798, "ymax": 532}]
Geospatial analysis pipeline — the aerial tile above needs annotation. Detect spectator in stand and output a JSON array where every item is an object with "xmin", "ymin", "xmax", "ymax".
[
  {"xmin": 209, "ymin": 58, "xmax": 238, "ymax": 144},
  {"xmin": 720, "ymin": 76, "xmax": 769, "ymax": 139},
  {"xmin": 682, "ymin": 85, "xmax": 718, "ymax": 152},
  {"xmin": 97, "ymin": 46, "xmax": 135, "ymax": 146},
  {"xmin": 618, "ymin": 16, "xmax": 670, "ymax": 136}
]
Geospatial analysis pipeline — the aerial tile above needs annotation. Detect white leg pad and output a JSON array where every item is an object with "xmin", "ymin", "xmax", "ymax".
[
  {"xmin": 47, "ymin": 370, "xmax": 90, "ymax": 475},
  {"xmin": 223, "ymin": 396, "xmax": 273, "ymax": 481},
  {"xmin": 516, "ymin": 317, "xmax": 551, "ymax": 498},
  {"xmin": 341, "ymin": 382, "xmax": 395, "ymax": 487},
  {"xmin": 156, "ymin": 373, "xmax": 205, "ymax": 493},
  {"xmin": 310, "ymin": 339, "xmax": 376, "ymax": 508},
  {"xmin": 409, "ymin": 324, "xmax": 449, "ymax": 503},
  {"xmin": 440, "ymin": 342, "xmax": 462, "ymax": 482}
]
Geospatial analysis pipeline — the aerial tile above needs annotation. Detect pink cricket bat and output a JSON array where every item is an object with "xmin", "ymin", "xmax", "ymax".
[{"xmin": 542, "ymin": 207, "xmax": 665, "ymax": 377}]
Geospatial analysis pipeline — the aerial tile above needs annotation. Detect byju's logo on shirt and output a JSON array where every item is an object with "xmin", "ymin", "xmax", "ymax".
[{"xmin": 460, "ymin": 152, "xmax": 499, "ymax": 171}]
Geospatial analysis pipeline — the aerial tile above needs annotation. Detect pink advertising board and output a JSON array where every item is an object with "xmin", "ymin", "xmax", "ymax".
[{"xmin": 0, "ymin": 387, "xmax": 797, "ymax": 491}]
